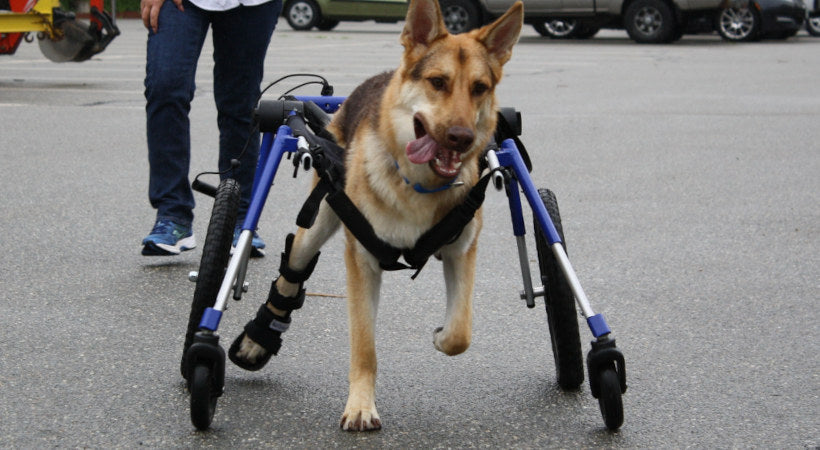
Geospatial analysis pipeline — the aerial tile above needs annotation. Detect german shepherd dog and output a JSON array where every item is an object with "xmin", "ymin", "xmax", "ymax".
[{"xmin": 230, "ymin": 0, "xmax": 523, "ymax": 431}]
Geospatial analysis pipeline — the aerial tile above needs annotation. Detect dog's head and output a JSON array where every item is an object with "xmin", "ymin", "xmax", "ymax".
[{"xmin": 393, "ymin": 0, "xmax": 523, "ymax": 187}]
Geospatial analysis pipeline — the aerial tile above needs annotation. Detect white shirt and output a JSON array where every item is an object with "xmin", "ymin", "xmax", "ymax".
[{"xmin": 189, "ymin": 0, "xmax": 274, "ymax": 12}]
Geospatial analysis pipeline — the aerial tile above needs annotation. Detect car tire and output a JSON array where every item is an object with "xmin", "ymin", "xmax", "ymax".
[
  {"xmin": 533, "ymin": 19, "xmax": 578, "ymax": 38},
  {"xmin": 316, "ymin": 18, "xmax": 340, "ymax": 31},
  {"xmin": 573, "ymin": 23, "xmax": 600, "ymax": 39},
  {"xmin": 624, "ymin": 0, "xmax": 678, "ymax": 43},
  {"xmin": 284, "ymin": 0, "xmax": 321, "ymax": 31},
  {"xmin": 715, "ymin": 6, "xmax": 760, "ymax": 41},
  {"xmin": 807, "ymin": 15, "xmax": 820, "ymax": 36},
  {"xmin": 439, "ymin": 0, "xmax": 482, "ymax": 34}
]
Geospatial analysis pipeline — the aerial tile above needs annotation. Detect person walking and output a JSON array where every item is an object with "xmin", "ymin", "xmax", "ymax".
[{"xmin": 140, "ymin": 0, "xmax": 281, "ymax": 257}]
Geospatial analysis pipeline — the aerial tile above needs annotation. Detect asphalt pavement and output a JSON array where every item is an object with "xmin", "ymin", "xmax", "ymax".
[{"xmin": 0, "ymin": 19, "xmax": 818, "ymax": 448}]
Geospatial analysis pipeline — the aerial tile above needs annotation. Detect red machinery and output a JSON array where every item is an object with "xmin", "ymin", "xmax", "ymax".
[{"xmin": 1, "ymin": 0, "xmax": 119, "ymax": 61}]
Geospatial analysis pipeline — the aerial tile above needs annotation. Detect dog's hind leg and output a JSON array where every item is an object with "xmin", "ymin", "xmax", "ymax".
[
  {"xmin": 340, "ymin": 236, "xmax": 383, "ymax": 431},
  {"xmin": 229, "ymin": 201, "xmax": 340, "ymax": 370},
  {"xmin": 433, "ymin": 224, "xmax": 480, "ymax": 356}
]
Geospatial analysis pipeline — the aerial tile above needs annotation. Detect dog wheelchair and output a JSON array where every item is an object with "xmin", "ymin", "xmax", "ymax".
[{"xmin": 180, "ymin": 84, "xmax": 627, "ymax": 432}]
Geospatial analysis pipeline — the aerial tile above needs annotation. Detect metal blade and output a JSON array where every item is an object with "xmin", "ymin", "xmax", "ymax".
[{"xmin": 38, "ymin": 19, "xmax": 97, "ymax": 63}]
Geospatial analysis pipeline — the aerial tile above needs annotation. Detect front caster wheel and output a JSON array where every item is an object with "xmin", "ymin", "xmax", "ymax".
[
  {"xmin": 190, "ymin": 364, "xmax": 218, "ymax": 430},
  {"xmin": 596, "ymin": 366, "xmax": 624, "ymax": 430}
]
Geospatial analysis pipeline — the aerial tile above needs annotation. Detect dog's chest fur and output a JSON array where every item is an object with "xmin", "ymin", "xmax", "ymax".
[{"xmin": 328, "ymin": 72, "xmax": 480, "ymax": 250}]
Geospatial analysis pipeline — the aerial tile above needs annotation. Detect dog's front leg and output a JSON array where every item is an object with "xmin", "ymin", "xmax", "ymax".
[
  {"xmin": 231, "ymin": 201, "xmax": 340, "ymax": 368},
  {"xmin": 434, "ymin": 224, "xmax": 480, "ymax": 356},
  {"xmin": 340, "ymin": 237, "xmax": 383, "ymax": 431}
]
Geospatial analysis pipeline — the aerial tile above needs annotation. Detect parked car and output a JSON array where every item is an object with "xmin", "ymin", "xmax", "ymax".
[
  {"xmin": 282, "ymin": 0, "xmax": 408, "ymax": 31},
  {"xmin": 282, "ymin": 0, "xmax": 805, "ymax": 43},
  {"xmin": 442, "ymin": 0, "xmax": 732, "ymax": 42},
  {"xmin": 807, "ymin": 0, "xmax": 820, "ymax": 35},
  {"xmin": 281, "ymin": 0, "xmax": 717, "ymax": 42},
  {"xmin": 715, "ymin": 0, "xmax": 806, "ymax": 41},
  {"xmin": 280, "ymin": 0, "xmax": 484, "ymax": 32}
]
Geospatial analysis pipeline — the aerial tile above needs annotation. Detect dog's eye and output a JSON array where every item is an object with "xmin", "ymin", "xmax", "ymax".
[
  {"xmin": 428, "ymin": 77, "xmax": 446, "ymax": 91},
  {"xmin": 472, "ymin": 82, "xmax": 489, "ymax": 96}
]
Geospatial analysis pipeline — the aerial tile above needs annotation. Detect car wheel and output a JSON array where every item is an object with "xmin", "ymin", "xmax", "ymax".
[
  {"xmin": 807, "ymin": 15, "xmax": 820, "ymax": 36},
  {"xmin": 439, "ymin": 0, "xmax": 482, "ymax": 34},
  {"xmin": 573, "ymin": 23, "xmax": 600, "ymax": 39},
  {"xmin": 533, "ymin": 19, "xmax": 578, "ymax": 38},
  {"xmin": 284, "ymin": 0, "xmax": 321, "ymax": 31},
  {"xmin": 624, "ymin": 0, "xmax": 678, "ymax": 43},
  {"xmin": 715, "ymin": 6, "xmax": 759, "ymax": 41},
  {"xmin": 316, "ymin": 19, "xmax": 340, "ymax": 31}
]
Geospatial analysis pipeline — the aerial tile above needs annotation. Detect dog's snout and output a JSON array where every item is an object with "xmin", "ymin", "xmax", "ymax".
[{"xmin": 446, "ymin": 126, "xmax": 474, "ymax": 152}]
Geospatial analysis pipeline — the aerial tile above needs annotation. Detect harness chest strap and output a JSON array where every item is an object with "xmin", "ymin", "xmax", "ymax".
[{"xmin": 296, "ymin": 156, "xmax": 493, "ymax": 278}]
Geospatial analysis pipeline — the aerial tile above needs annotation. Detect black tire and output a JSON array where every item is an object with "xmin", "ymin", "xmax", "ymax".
[
  {"xmin": 439, "ymin": 0, "xmax": 482, "ymax": 34},
  {"xmin": 596, "ymin": 366, "xmax": 624, "ymax": 430},
  {"xmin": 190, "ymin": 364, "xmax": 218, "ymax": 430},
  {"xmin": 808, "ymin": 15, "xmax": 820, "ymax": 36},
  {"xmin": 533, "ymin": 19, "xmax": 578, "ymax": 38},
  {"xmin": 181, "ymin": 179, "xmax": 241, "ymax": 379},
  {"xmin": 284, "ymin": 0, "xmax": 321, "ymax": 31},
  {"xmin": 573, "ymin": 24, "xmax": 601, "ymax": 39},
  {"xmin": 533, "ymin": 189, "xmax": 584, "ymax": 390},
  {"xmin": 316, "ymin": 18, "xmax": 340, "ymax": 31},
  {"xmin": 715, "ymin": 6, "xmax": 760, "ymax": 41},
  {"xmin": 624, "ymin": 0, "xmax": 678, "ymax": 43}
]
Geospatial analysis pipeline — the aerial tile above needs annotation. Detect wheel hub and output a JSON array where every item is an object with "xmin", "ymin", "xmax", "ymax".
[
  {"xmin": 720, "ymin": 7, "xmax": 753, "ymax": 38},
  {"xmin": 443, "ymin": 7, "xmax": 468, "ymax": 33},
  {"xmin": 290, "ymin": 3, "xmax": 313, "ymax": 26},
  {"xmin": 635, "ymin": 7, "xmax": 661, "ymax": 33}
]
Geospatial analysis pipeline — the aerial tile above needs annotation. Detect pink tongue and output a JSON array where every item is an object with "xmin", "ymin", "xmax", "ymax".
[{"xmin": 406, "ymin": 135, "xmax": 438, "ymax": 164}]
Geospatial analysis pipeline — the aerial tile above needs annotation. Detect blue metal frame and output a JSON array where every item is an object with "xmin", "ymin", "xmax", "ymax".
[
  {"xmin": 199, "ymin": 96, "xmax": 612, "ymax": 341},
  {"xmin": 493, "ymin": 138, "xmax": 611, "ymax": 339},
  {"xmin": 242, "ymin": 127, "xmax": 299, "ymax": 232},
  {"xmin": 495, "ymin": 139, "xmax": 562, "ymax": 246}
]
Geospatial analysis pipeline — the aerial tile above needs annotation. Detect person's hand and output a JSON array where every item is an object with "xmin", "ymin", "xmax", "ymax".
[{"xmin": 141, "ymin": 0, "xmax": 184, "ymax": 33}]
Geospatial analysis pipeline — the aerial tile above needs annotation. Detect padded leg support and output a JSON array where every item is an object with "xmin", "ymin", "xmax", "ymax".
[
  {"xmin": 228, "ymin": 233, "xmax": 320, "ymax": 372},
  {"xmin": 278, "ymin": 233, "xmax": 321, "ymax": 286}
]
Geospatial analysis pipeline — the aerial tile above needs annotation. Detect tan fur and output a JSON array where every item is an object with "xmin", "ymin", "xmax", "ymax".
[{"xmin": 234, "ymin": 0, "xmax": 523, "ymax": 431}]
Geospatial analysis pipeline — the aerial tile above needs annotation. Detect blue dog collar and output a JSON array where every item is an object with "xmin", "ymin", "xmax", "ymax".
[{"xmin": 393, "ymin": 160, "xmax": 462, "ymax": 194}]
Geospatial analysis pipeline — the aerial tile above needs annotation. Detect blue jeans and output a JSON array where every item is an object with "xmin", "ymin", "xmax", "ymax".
[{"xmin": 144, "ymin": 0, "xmax": 282, "ymax": 228}]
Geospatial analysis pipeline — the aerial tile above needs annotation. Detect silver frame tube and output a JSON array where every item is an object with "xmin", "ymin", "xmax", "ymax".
[
  {"xmin": 212, "ymin": 230, "xmax": 253, "ymax": 313},
  {"xmin": 551, "ymin": 242, "xmax": 595, "ymax": 319}
]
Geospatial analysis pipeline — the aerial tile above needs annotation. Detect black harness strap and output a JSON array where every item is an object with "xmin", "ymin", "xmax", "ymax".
[
  {"xmin": 295, "ymin": 140, "xmax": 492, "ymax": 277},
  {"xmin": 400, "ymin": 173, "xmax": 492, "ymax": 277},
  {"xmin": 289, "ymin": 112, "xmax": 493, "ymax": 278},
  {"xmin": 324, "ymin": 187, "xmax": 406, "ymax": 270}
]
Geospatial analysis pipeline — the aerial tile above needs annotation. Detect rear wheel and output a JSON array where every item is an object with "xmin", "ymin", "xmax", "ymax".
[
  {"xmin": 534, "ymin": 189, "xmax": 584, "ymax": 390},
  {"xmin": 181, "ymin": 179, "xmax": 240, "ymax": 379},
  {"xmin": 284, "ymin": 0, "xmax": 321, "ymax": 31},
  {"xmin": 716, "ymin": 6, "xmax": 760, "ymax": 41},
  {"xmin": 624, "ymin": 0, "xmax": 678, "ymax": 43}
]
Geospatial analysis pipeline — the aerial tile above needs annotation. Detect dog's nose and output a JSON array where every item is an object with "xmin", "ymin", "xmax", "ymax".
[{"xmin": 446, "ymin": 126, "xmax": 474, "ymax": 152}]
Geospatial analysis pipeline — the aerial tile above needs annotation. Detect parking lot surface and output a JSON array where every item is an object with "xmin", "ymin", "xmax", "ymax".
[{"xmin": 1, "ymin": 19, "xmax": 818, "ymax": 448}]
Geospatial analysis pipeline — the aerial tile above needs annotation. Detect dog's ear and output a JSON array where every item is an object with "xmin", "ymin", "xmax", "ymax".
[
  {"xmin": 476, "ymin": 1, "xmax": 523, "ymax": 65},
  {"xmin": 401, "ymin": 0, "xmax": 448, "ymax": 50}
]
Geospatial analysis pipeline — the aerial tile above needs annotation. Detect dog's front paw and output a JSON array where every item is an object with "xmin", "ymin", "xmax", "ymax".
[
  {"xmin": 237, "ymin": 336, "xmax": 267, "ymax": 362},
  {"xmin": 340, "ymin": 405, "xmax": 382, "ymax": 431},
  {"xmin": 228, "ymin": 334, "xmax": 272, "ymax": 370},
  {"xmin": 433, "ymin": 326, "xmax": 470, "ymax": 356}
]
